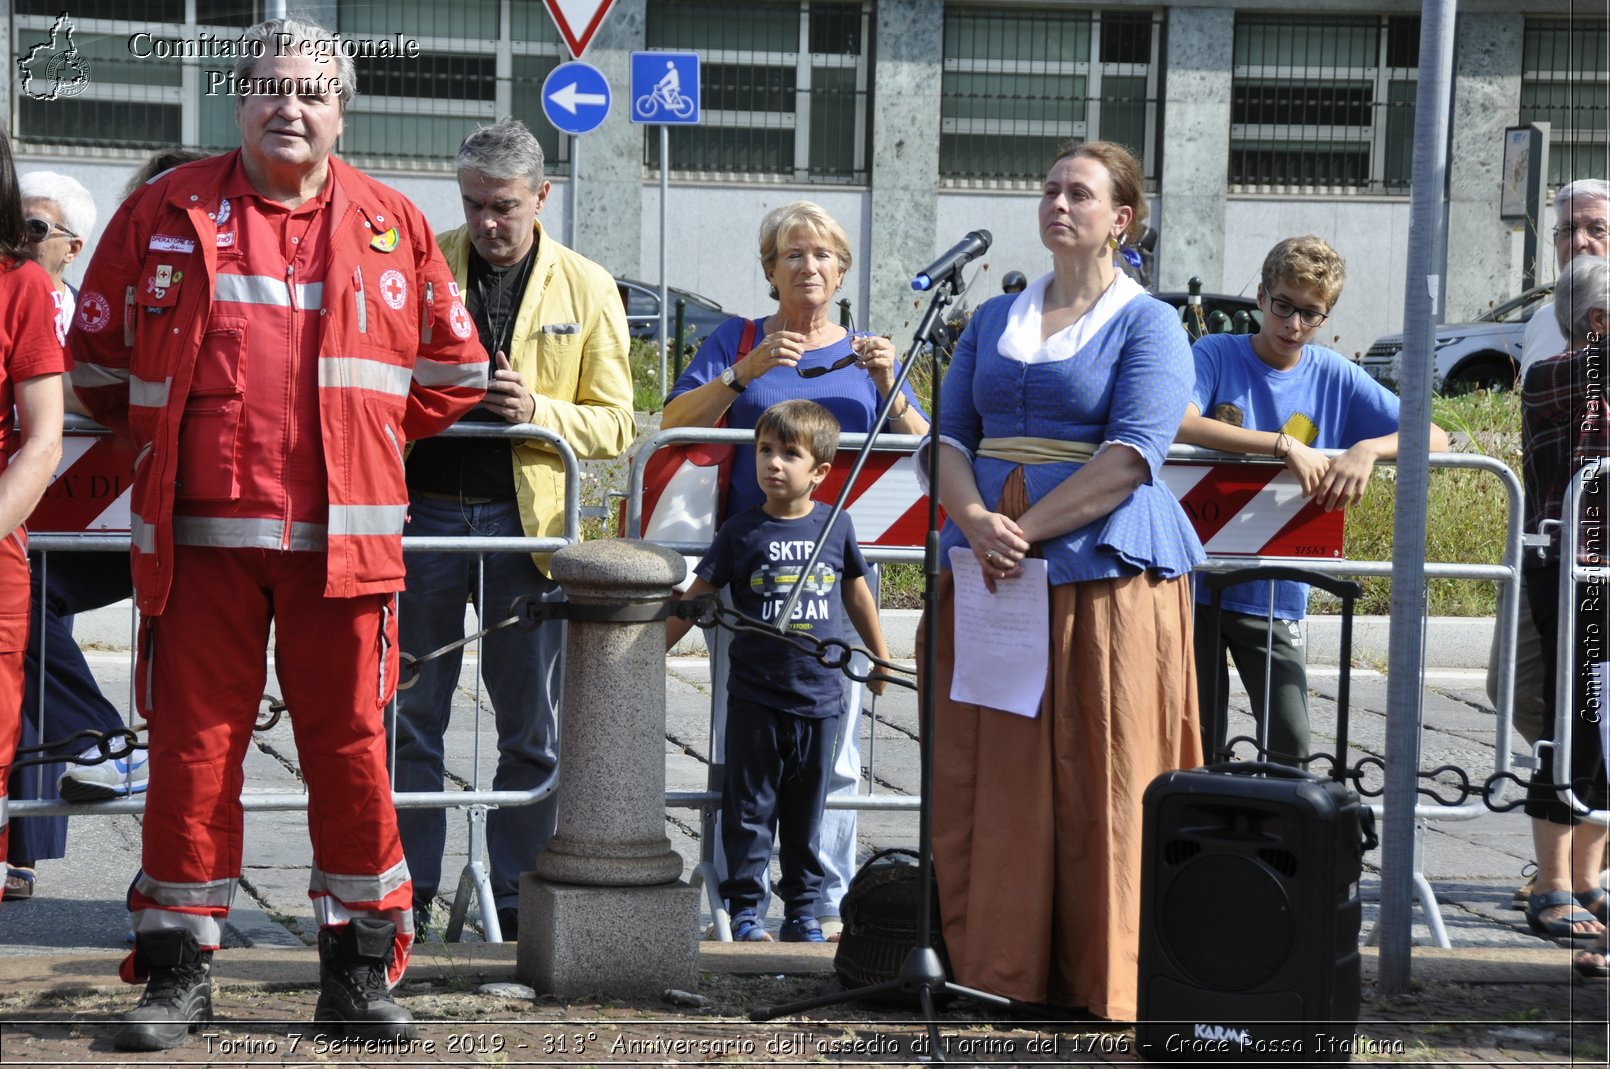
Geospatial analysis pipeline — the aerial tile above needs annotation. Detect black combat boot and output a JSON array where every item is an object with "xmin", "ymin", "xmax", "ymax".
[
  {"xmin": 314, "ymin": 918, "xmax": 417, "ymax": 1041},
  {"xmin": 113, "ymin": 929, "xmax": 213, "ymax": 1051}
]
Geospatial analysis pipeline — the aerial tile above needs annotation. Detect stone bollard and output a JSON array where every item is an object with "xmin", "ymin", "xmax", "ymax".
[{"xmin": 518, "ymin": 540, "xmax": 699, "ymax": 997}]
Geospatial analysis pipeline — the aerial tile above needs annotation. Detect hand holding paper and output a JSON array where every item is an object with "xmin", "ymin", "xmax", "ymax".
[{"xmin": 947, "ymin": 546, "xmax": 1050, "ymax": 718}]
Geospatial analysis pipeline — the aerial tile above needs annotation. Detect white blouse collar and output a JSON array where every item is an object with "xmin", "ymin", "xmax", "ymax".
[{"xmin": 999, "ymin": 269, "xmax": 1145, "ymax": 364}]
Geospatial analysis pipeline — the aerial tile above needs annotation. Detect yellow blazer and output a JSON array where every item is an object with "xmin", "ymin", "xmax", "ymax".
[{"xmin": 437, "ymin": 222, "xmax": 635, "ymax": 569}]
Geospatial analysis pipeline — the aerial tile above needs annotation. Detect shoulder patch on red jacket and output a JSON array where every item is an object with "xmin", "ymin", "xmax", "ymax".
[{"xmin": 77, "ymin": 290, "xmax": 111, "ymax": 333}]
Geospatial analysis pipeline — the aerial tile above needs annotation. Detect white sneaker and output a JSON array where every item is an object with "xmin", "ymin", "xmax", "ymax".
[{"xmin": 58, "ymin": 742, "xmax": 149, "ymax": 801}]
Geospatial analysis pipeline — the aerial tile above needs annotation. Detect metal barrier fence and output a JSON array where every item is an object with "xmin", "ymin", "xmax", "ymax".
[
  {"xmin": 20, "ymin": 418, "xmax": 1592, "ymax": 948},
  {"xmin": 630, "ymin": 427, "xmax": 1536, "ymax": 946},
  {"xmin": 15, "ymin": 419, "xmax": 581, "ymax": 822}
]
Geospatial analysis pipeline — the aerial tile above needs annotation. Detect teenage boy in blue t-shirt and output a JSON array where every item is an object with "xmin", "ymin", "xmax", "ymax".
[
  {"xmin": 1176, "ymin": 235, "xmax": 1449, "ymax": 764},
  {"xmin": 666, "ymin": 399, "xmax": 890, "ymax": 942}
]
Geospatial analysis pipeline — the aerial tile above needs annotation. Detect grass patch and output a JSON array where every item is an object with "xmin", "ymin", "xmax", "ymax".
[{"xmin": 1334, "ymin": 389, "xmax": 1519, "ymax": 616}]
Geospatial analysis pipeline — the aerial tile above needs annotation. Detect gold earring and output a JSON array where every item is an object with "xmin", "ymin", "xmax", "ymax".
[{"xmin": 1108, "ymin": 235, "xmax": 1121, "ymax": 251}]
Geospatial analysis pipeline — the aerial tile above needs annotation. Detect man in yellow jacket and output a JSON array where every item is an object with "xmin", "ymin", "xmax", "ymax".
[{"xmin": 391, "ymin": 118, "xmax": 634, "ymax": 941}]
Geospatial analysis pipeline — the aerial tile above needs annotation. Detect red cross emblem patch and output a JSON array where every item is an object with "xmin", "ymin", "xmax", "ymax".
[
  {"xmin": 77, "ymin": 291, "xmax": 111, "ymax": 333},
  {"xmin": 380, "ymin": 269, "xmax": 407, "ymax": 311}
]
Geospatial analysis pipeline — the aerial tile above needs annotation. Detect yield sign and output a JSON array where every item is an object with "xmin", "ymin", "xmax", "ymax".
[{"xmin": 543, "ymin": 0, "xmax": 618, "ymax": 60}]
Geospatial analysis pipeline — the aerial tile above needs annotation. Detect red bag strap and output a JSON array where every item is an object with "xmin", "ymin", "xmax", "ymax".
[
  {"xmin": 734, "ymin": 318, "xmax": 758, "ymax": 358},
  {"xmin": 714, "ymin": 318, "xmax": 759, "ymax": 430}
]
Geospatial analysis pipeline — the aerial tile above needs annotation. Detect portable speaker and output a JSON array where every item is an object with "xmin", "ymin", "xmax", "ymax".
[{"xmin": 1135, "ymin": 763, "xmax": 1371, "ymax": 1063}]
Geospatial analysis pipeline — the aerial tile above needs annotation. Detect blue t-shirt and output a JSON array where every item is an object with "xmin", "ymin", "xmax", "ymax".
[
  {"xmin": 695, "ymin": 502, "xmax": 869, "ymax": 718},
  {"xmin": 666, "ymin": 316, "xmax": 925, "ymax": 516},
  {"xmin": 1190, "ymin": 333, "xmax": 1401, "ymax": 619}
]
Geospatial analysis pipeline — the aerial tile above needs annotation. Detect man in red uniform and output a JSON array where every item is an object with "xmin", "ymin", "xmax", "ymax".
[{"xmin": 69, "ymin": 18, "xmax": 487, "ymax": 1051}]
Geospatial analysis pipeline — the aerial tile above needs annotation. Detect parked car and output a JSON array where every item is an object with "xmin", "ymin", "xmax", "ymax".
[
  {"xmin": 1360, "ymin": 285, "xmax": 1552, "ymax": 395},
  {"xmin": 616, "ymin": 278, "xmax": 730, "ymax": 347},
  {"xmin": 1155, "ymin": 291, "xmax": 1262, "ymax": 334}
]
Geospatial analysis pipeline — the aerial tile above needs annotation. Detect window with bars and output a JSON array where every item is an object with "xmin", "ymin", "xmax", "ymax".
[
  {"xmin": 1520, "ymin": 19, "xmax": 1609, "ymax": 190},
  {"xmin": 643, "ymin": 0, "xmax": 871, "ymax": 184},
  {"xmin": 10, "ymin": 2, "xmax": 570, "ymax": 173},
  {"xmin": 1229, "ymin": 15, "xmax": 1419, "ymax": 194},
  {"xmin": 939, "ymin": 6, "xmax": 1160, "ymax": 187}
]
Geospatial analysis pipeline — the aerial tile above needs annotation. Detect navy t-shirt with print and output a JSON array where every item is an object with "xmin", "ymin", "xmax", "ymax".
[{"xmin": 695, "ymin": 501, "xmax": 869, "ymax": 718}]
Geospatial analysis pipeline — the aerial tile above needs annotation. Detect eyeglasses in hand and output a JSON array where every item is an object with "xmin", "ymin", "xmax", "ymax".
[
  {"xmin": 796, "ymin": 311, "xmax": 872, "ymax": 378},
  {"xmin": 1266, "ymin": 295, "xmax": 1329, "ymax": 329},
  {"xmin": 25, "ymin": 217, "xmax": 77, "ymax": 243}
]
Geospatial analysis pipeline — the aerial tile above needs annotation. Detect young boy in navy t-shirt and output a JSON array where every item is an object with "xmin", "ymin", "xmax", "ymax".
[
  {"xmin": 666, "ymin": 399, "xmax": 890, "ymax": 942},
  {"xmin": 1176, "ymin": 235, "xmax": 1449, "ymax": 763}
]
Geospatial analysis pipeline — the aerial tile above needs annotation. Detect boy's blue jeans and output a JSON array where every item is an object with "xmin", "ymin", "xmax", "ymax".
[{"xmin": 719, "ymin": 697, "xmax": 838, "ymax": 920}]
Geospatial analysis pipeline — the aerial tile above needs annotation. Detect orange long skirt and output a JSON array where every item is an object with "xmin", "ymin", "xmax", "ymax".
[{"xmin": 918, "ymin": 476, "xmax": 1201, "ymax": 1021}]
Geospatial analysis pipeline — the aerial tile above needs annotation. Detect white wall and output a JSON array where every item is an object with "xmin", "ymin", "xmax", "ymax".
[
  {"xmin": 1223, "ymin": 196, "xmax": 1415, "ymax": 357},
  {"xmin": 636, "ymin": 183, "xmax": 871, "ymax": 321}
]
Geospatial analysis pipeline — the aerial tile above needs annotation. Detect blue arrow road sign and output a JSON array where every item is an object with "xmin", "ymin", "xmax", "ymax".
[
  {"xmin": 630, "ymin": 51, "xmax": 700, "ymax": 125},
  {"xmin": 542, "ymin": 61, "xmax": 611, "ymax": 136}
]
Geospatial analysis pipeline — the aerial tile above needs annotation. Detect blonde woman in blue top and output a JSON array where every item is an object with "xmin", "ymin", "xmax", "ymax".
[{"xmin": 923, "ymin": 140, "xmax": 1203, "ymax": 1021}]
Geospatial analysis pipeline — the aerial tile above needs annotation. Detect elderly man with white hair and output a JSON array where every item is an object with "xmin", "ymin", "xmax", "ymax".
[
  {"xmin": 1519, "ymin": 253, "xmax": 1610, "ymax": 974},
  {"xmin": 1489, "ymin": 180, "xmax": 1610, "ymax": 932}
]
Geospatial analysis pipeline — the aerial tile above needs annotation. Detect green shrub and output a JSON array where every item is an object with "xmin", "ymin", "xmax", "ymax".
[{"xmin": 1331, "ymin": 389, "xmax": 1520, "ymax": 616}]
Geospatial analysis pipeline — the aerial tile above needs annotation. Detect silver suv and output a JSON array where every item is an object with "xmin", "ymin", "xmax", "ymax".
[{"xmin": 1361, "ymin": 285, "xmax": 1552, "ymax": 394}]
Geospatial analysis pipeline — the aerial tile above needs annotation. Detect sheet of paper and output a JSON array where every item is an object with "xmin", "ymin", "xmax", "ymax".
[{"xmin": 948, "ymin": 546, "xmax": 1050, "ymax": 718}]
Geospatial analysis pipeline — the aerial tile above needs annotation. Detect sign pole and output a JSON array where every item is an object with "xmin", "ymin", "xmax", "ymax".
[
  {"xmin": 569, "ymin": 135, "xmax": 579, "ymax": 252},
  {"xmin": 630, "ymin": 50, "xmax": 699, "ymax": 394},
  {"xmin": 659, "ymin": 125, "xmax": 670, "ymax": 390}
]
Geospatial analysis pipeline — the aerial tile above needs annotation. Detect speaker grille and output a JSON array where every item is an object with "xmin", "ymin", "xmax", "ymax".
[
  {"xmin": 1161, "ymin": 854, "xmax": 1295, "ymax": 991},
  {"xmin": 1163, "ymin": 839, "xmax": 1201, "ymax": 866},
  {"xmin": 1259, "ymin": 848, "xmax": 1300, "ymax": 877}
]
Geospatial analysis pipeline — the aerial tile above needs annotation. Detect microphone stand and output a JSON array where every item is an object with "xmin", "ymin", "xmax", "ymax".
[{"xmin": 751, "ymin": 267, "xmax": 1015, "ymax": 1056}]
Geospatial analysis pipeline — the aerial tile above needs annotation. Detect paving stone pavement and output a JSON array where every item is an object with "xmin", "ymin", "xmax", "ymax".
[{"xmin": 0, "ymin": 649, "xmax": 1572, "ymax": 958}]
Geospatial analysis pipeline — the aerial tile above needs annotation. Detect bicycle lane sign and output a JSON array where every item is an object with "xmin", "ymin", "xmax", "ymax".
[{"xmin": 630, "ymin": 51, "xmax": 700, "ymax": 124}]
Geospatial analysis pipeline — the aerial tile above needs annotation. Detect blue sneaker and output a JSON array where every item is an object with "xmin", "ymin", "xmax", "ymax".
[
  {"xmin": 729, "ymin": 909, "xmax": 772, "ymax": 942},
  {"xmin": 59, "ymin": 743, "xmax": 149, "ymax": 802},
  {"xmin": 779, "ymin": 917, "xmax": 825, "ymax": 943}
]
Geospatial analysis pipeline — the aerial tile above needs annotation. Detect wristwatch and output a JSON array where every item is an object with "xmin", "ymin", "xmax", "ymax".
[{"xmin": 720, "ymin": 365, "xmax": 745, "ymax": 393}]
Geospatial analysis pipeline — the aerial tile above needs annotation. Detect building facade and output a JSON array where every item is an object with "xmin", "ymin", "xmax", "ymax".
[{"xmin": 8, "ymin": 0, "xmax": 1606, "ymax": 356}]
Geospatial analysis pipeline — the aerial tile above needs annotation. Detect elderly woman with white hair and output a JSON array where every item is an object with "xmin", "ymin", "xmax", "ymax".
[
  {"xmin": 18, "ymin": 170, "xmax": 94, "ymax": 309},
  {"xmin": 1519, "ymin": 254, "xmax": 1610, "ymax": 975}
]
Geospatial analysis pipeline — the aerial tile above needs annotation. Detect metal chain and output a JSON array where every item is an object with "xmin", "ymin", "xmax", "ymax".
[
  {"xmin": 12, "ymin": 726, "xmax": 140, "ymax": 774},
  {"xmin": 396, "ymin": 613, "xmax": 523, "ymax": 690},
  {"xmin": 688, "ymin": 593, "xmax": 917, "ymax": 691},
  {"xmin": 395, "ymin": 592, "xmax": 918, "ymax": 693},
  {"xmin": 1218, "ymin": 735, "xmax": 1553, "ymax": 814},
  {"xmin": 15, "ymin": 694, "xmax": 290, "ymax": 772}
]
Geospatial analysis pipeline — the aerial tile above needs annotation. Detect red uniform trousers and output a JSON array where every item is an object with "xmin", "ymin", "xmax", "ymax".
[
  {"xmin": 126, "ymin": 546, "xmax": 413, "ymax": 985},
  {"xmin": 0, "ymin": 532, "xmax": 28, "ymax": 899}
]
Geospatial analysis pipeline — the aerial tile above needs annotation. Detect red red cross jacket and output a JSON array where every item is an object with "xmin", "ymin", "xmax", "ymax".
[{"xmin": 69, "ymin": 151, "xmax": 488, "ymax": 614}]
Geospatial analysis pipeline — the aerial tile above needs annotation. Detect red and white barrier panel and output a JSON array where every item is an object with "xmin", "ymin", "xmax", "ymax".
[
  {"xmin": 817, "ymin": 450, "xmax": 938, "ymax": 548},
  {"xmin": 32, "ymin": 435, "xmax": 137, "ymax": 535},
  {"xmin": 1161, "ymin": 462, "xmax": 1344, "ymax": 558},
  {"xmin": 822, "ymin": 456, "xmax": 1342, "ymax": 557}
]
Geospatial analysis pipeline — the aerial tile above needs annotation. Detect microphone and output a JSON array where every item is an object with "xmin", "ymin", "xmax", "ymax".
[{"xmin": 911, "ymin": 229, "xmax": 992, "ymax": 291}]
